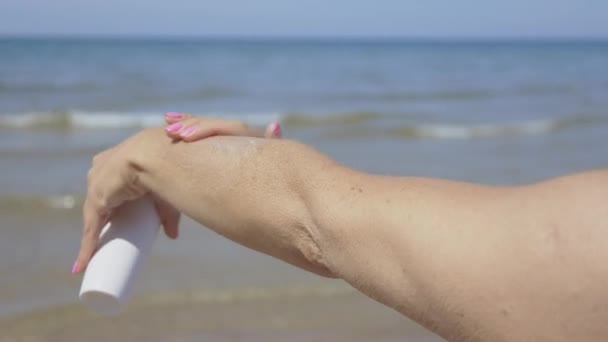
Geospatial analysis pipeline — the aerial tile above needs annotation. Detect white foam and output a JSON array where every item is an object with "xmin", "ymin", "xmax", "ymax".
[
  {"xmin": 0, "ymin": 111, "xmax": 282, "ymax": 130},
  {"xmin": 411, "ymin": 119, "xmax": 561, "ymax": 139}
]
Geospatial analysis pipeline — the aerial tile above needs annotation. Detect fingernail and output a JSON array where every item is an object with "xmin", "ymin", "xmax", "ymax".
[
  {"xmin": 165, "ymin": 112, "xmax": 183, "ymax": 119},
  {"xmin": 272, "ymin": 122, "xmax": 282, "ymax": 138},
  {"xmin": 71, "ymin": 261, "xmax": 79, "ymax": 274},
  {"xmin": 180, "ymin": 126, "xmax": 196, "ymax": 137},
  {"xmin": 165, "ymin": 122, "xmax": 182, "ymax": 133}
]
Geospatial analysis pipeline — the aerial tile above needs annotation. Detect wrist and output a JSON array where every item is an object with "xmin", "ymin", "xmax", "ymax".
[{"xmin": 126, "ymin": 127, "xmax": 168, "ymax": 193}]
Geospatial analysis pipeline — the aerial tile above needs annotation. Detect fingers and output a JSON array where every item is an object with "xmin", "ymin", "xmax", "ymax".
[
  {"xmin": 164, "ymin": 112, "xmax": 284, "ymax": 143},
  {"xmin": 182, "ymin": 119, "xmax": 261, "ymax": 142},
  {"xmin": 265, "ymin": 122, "xmax": 283, "ymax": 138},
  {"xmin": 154, "ymin": 199, "xmax": 180, "ymax": 239},
  {"xmin": 73, "ymin": 197, "xmax": 107, "ymax": 274},
  {"xmin": 165, "ymin": 117, "xmax": 264, "ymax": 142},
  {"xmin": 164, "ymin": 112, "xmax": 192, "ymax": 124}
]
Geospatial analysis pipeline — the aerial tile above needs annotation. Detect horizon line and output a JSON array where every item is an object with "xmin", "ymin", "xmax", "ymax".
[{"xmin": 1, "ymin": 33, "xmax": 607, "ymax": 43}]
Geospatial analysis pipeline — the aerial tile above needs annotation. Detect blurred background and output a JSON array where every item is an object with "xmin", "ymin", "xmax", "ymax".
[{"xmin": 1, "ymin": 1, "xmax": 607, "ymax": 341}]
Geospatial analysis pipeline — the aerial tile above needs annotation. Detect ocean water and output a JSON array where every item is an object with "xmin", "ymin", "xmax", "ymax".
[{"xmin": 1, "ymin": 38, "xmax": 607, "ymax": 341}]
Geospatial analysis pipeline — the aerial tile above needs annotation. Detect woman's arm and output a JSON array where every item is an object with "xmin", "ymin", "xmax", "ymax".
[{"xmin": 77, "ymin": 127, "xmax": 608, "ymax": 341}]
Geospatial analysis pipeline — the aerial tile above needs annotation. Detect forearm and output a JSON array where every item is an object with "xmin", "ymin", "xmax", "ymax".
[{"xmin": 131, "ymin": 127, "xmax": 343, "ymax": 277}]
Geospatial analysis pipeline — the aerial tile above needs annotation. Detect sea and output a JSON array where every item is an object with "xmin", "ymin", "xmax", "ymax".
[{"xmin": 0, "ymin": 37, "xmax": 607, "ymax": 341}]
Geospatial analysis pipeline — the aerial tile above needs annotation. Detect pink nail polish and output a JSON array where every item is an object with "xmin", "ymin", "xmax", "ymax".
[
  {"xmin": 71, "ymin": 261, "xmax": 79, "ymax": 274},
  {"xmin": 165, "ymin": 122, "xmax": 182, "ymax": 133},
  {"xmin": 273, "ymin": 122, "xmax": 283, "ymax": 138},
  {"xmin": 180, "ymin": 126, "xmax": 196, "ymax": 137},
  {"xmin": 165, "ymin": 112, "xmax": 183, "ymax": 119}
]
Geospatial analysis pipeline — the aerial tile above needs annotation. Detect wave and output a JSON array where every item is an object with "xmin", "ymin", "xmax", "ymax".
[
  {"xmin": 319, "ymin": 89, "xmax": 496, "ymax": 103},
  {"xmin": 284, "ymin": 112, "xmax": 602, "ymax": 139},
  {"xmin": 0, "ymin": 194, "xmax": 83, "ymax": 212},
  {"xmin": 0, "ymin": 285, "xmax": 356, "ymax": 335},
  {"xmin": 511, "ymin": 83, "xmax": 579, "ymax": 97},
  {"xmin": 317, "ymin": 83, "xmax": 589, "ymax": 104},
  {"xmin": 0, "ymin": 110, "xmax": 602, "ymax": 142},
  {"xmin": 387, "ymin": 116, "xmax": 598, "ymax": 139},
  {"xmin": 0, "ymin": 79, "xmax": 100, "ymax": 93},
  {"xmin": 0, "ymin": 78, "xmax": 245, "ymax": 100},
  {"xmin": 0, "ymin": 110, "xmax": 384, "ymax": 130},
  {"xmin": 0, "ymin": 111, "xmax": 281, "ymax": 130},
  {"xmin": 283, "ymin": 111, "xmax": 382, "ymax": 127},
  {"xmin": 145, "ymin": 285, "xmax": 354, "ymax": 306}
]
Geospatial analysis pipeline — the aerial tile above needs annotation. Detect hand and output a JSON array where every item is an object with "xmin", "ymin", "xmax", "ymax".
[
  {"xmin": 163, "ymin": 112, "xmax": 282, "ymax": 141},
  {"xmin": 73, "ymin": 130, "xmax": 179, "ymax": 274}
]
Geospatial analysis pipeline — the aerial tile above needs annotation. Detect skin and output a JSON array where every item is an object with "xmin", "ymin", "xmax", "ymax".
[{"xmin": 75, "ymin": 117, "xmax": 608, "ymax": 341}]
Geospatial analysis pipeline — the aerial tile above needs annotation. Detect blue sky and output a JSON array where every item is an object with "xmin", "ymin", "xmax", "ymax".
[{"xmin": 1, "ymin": 0, "xmax": 606, "ymax": 39}]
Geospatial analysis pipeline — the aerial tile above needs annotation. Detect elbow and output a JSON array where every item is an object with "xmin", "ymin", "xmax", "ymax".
[
  {"xmin": 293, "ymin": 218, "xmax": 339, "ymax": 279},
  {"xmin": 297, "ymin": 241, "xmax": 339, "ymax": 278},
  {"xmin": 267, "ymin": 139, "xmax": 341, "ymax": 279}
]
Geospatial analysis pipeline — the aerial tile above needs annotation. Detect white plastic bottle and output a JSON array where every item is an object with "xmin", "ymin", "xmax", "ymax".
[{"xmin": 79, "ymin": 197, "xmax": 160, "ymax": 315}]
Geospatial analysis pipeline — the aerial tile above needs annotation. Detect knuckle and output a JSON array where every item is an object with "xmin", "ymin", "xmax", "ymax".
[
  {"xmin": 85, "ymin": 195, "xmax": 108, "ymax": 219},
  {"xmin": 92, "ymin": 153, "xmax": 102, "ymax": 165},
  {"xmin": 95, "ymin": 196, "xmax": 109, "ymax": 214},
  {"xmin": 187, "ymin": 119, "xmax": 202, "ymax": 128},
  {"xmin": 86, "ymin": 169, "xmax": 94, "ymax": 183}
]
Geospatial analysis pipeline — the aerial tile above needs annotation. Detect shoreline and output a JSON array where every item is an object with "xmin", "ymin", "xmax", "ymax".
[{"xmin": 0, "ymin": 285, "xmax": 441, "ymax": 342}]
